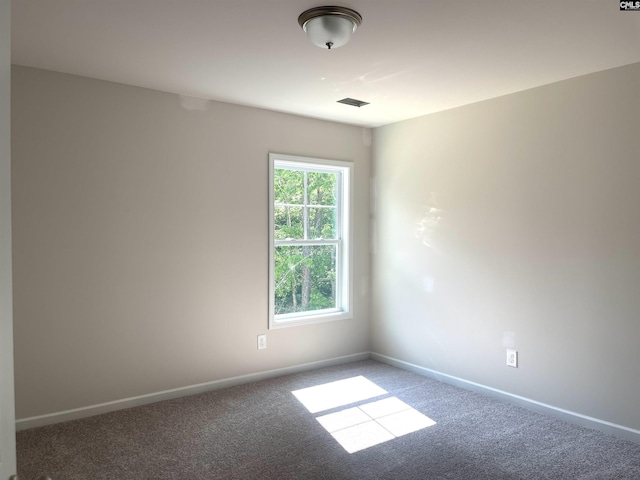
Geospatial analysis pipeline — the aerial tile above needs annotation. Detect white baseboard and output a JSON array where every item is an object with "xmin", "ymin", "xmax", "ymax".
[
  {"xmin": 370, "ymin": 352, "xmax": 640, "ymax": 444},
  {"xmin": 16, "ymin": 352, "xmax": 370, "ymax": 431},
  {"xmin": 18, "ymin": 351, "xmax": 640, "ymax": 444}
]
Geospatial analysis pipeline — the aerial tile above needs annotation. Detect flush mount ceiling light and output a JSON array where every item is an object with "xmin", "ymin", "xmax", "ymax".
[{"xmin": 298, "ymin": 6, "xmax": 362, "ymax": 50}]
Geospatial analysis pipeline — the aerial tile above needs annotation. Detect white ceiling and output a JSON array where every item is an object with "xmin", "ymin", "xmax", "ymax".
[{"xmin": 11, "ymin": 0, "xmax": 640, "ymax": 127}]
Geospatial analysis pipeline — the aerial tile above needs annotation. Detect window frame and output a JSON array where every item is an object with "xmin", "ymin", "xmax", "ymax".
[{"xmin": 269, "ymin": 153, "xmax": 353, "ymax": 329}]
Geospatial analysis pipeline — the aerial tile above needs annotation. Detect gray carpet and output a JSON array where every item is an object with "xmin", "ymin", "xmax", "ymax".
[{"xmin": 16, "ymin": 360, "xmax": 640, "ymax": 479}]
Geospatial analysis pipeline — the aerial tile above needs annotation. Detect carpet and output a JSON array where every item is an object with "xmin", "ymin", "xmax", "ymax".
[{"xmin": 16, "ymin": 360, "xmax": 640, "ymax": 479}]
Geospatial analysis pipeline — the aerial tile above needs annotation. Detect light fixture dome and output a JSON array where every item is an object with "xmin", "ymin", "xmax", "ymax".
[{"xmin": 298, "ymin": 6, "xmax": 362, "ymax": 50}]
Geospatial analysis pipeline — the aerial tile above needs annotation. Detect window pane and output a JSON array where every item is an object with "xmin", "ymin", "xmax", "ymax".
[
  {"xmin": 308, "ymin": 171, "xmax": 337, "ymax": 206},
  {"xmin": 308, "ymin": 207, "xmax": 336, "ymax": 239},
  {"xmin": 274, "ymin": 206, "xmax": 303, "ymax": 240},
  {"xmin": 274, "ymin": 168, "xmax": 303, "ymax": 204},
  {"xmin": 274, "ymin": 245, "xmax": 337, "ymax": 316}
]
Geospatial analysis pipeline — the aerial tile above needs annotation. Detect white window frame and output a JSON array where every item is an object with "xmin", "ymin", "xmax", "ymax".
[{"xmin": 269, "ymin": 153, "xmax": 353, "ymax": 329}]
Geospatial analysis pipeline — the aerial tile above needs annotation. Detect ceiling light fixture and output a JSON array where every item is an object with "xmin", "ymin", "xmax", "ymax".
[{"xmin": 298, "ymin": 6, "xmax": 362, "ymax": 50}]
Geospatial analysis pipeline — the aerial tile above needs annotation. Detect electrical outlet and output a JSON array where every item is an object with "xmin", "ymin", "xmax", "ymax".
[
  {"xmin": 257, "ymin": 334, "xmax": 267, "ymax": 350},
  {"xmin": 506, "ymin": 349, "xmax": 518, "ymax": 368}
]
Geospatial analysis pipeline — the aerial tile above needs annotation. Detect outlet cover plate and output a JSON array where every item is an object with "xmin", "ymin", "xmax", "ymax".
[
  {"xmin": 506, "ymin": 349, "xmax": 518, "ymax": 367},
  {"xmin": 257, "ymin": 334, "xmax": 267, "ymax": 350}
]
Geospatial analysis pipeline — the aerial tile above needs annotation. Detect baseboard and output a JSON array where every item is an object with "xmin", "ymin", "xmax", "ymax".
[
  {"xmin": 19, "ymin": 351, "xmax": 640, "ymax": 444},
  {"xmin": 16, "ymin": 352, "xmax": 370, "ymax": 431},
  {"xmin": 370, "ymin": 352, "xmax": 640, "ymax": 444}
]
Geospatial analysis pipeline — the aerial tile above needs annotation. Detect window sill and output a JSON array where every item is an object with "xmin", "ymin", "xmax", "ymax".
[{"xmin": 270, "ymin": 309, "xmax": 352, "ymax": 329}]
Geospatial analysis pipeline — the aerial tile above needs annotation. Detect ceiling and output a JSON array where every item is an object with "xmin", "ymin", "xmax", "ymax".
[{"xmin": 11, "ymin": 0, "xmax": 640, "ymax": 128}]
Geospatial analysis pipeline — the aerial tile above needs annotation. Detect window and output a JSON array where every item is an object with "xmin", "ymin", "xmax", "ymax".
[{"xmin": 269, "ymin": 153, "xmax": 353, "ymax": 328}]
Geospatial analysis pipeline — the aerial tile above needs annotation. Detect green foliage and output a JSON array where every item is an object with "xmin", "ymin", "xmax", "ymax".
[
  {"xmin": 274, "ymin": 246, "xmax": 335, "ymax": 315},
  {"xmin": 274, "ymin": 167, "xmax": 339, "ymax": 315}
]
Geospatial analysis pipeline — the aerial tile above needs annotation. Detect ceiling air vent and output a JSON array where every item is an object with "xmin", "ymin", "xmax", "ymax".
[{"xmin": 337, "ymin": 97, "xmax": 369, "ymax": 107}]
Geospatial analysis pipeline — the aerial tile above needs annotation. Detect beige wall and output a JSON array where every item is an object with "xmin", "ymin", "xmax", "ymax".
[
  {"xmin": 11, "ymin": 66, "xmax": 371, "ymax": 419},
  {"xmin": 1, "ymin": 0, "xmax": 17, "ymax": 475},
  {"xmin": 372, "ymin": 62, "xmax": 640, "ymax": 431}
]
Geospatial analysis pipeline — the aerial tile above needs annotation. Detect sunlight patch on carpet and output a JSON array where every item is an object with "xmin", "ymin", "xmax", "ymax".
[
  {"xmin": 292, "ymin": 376, "xmax": 388, "ymax": 413},
  {"xmin": 292, "ymin": 377, "xmax": 436, "ymax": 453}
]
